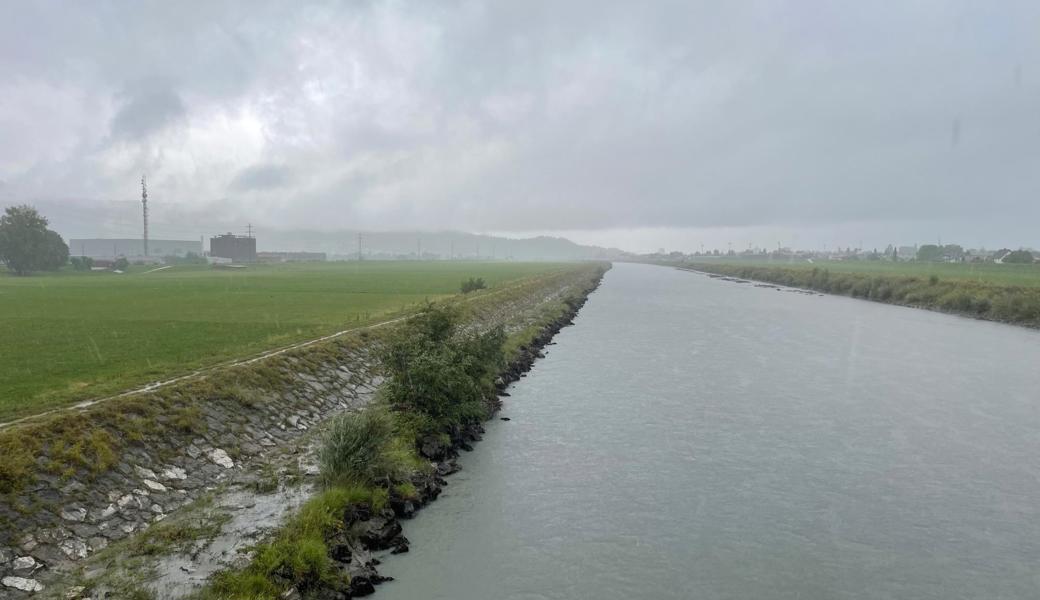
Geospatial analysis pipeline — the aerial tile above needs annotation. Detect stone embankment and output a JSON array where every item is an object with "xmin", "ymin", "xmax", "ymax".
[
  {"xmin": 0, "ymin": 264, "xmax": 606, "ymax": 599},
  {"xmin": 293, "ymin": 274, "xmax": 602, "ymax": 599}
]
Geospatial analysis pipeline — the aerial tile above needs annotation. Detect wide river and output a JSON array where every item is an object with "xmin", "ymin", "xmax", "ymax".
[{"xmin": 380, "ymin": 262, "xmax": 1040, "ymax": 599}]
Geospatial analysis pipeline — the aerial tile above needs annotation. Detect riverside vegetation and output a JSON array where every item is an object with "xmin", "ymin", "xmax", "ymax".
[
  {"xmin": 685, "ymin": 262, "xmax": 1040, "ymax": 328},
  {"xmin": 195, "ymin": 277, "xmax": 603, "ymax": 599}
]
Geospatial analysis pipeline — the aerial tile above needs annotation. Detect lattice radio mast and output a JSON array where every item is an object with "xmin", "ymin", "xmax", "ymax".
[{"xmin": 141, "ymin": 174, "xmax": 149, "ymax": 257}]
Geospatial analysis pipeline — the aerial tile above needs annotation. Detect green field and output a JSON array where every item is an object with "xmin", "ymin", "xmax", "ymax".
[
  {"xmin": 688, "ymin": 257, "xmax": 1040, "ymax": 287},
  {"xmin": 0, "ymin": 261, "xmax": 568, "ymax": 421}
]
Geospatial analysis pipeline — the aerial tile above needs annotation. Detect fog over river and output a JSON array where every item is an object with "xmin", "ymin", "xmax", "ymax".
[{"xmin": 379, "ymin": 262, "xmax": 1040, "ymax": 599}]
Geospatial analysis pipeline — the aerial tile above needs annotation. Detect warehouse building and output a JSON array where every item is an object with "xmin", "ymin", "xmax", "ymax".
[
  {"xmin": 70, "ymin": 238, "xmax": 201, "ymax": 260},
  {"xmin": 256, "ymin": 251, "xmax": 327, "ymax": 263},
  {"xmin": 210, "ymin": 233, "xmax": 257, "ymax": 263}
]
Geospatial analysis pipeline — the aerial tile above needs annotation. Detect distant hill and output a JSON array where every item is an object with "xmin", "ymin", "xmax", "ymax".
[{"xmin": 256, "ymin": 230, "xmax": 627, "ymax": 261}]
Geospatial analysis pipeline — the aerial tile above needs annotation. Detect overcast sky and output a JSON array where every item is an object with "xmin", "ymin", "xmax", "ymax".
[{"xmin": 1, "ymin": 1, "xmax": 1037, "ymax": 252}]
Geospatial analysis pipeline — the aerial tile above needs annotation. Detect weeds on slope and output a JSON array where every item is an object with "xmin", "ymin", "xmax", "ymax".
[{"xmin": 195, "ymin": 304, "xmax": 509, "ymax": 599}]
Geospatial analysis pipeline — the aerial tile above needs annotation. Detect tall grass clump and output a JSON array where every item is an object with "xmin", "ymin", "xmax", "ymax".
[{"xmin": 318, "ymin": 409, "xmax": 402, "ymax": 486}]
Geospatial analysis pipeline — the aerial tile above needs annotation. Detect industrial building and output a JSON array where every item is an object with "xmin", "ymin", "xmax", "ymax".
[
  {"xmin": 256, "ymin": 251, "xmax": 327, "ymax": 263},
  {"xmin": 70, "ymin": 238, "xmax": 201, "ymax": 260},
  {"xmin": 210, "ymin": 233, "xmax": 257, "ymax": 263}
]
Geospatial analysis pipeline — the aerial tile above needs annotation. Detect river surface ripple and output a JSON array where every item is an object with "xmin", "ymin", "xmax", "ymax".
[{"xmin": 379, "ymin": 262, "xmax": 1040, "ymax": 600}]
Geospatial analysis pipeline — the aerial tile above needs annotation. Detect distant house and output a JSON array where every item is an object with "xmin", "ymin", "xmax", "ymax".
[{"xmin": 896, "ymin": 246, "xmax": 917, "ymax": 261}]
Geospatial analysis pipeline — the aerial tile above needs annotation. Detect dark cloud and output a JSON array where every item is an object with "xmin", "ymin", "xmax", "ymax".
[
  {"xmin": 110, "ymin": 87, "xmax": 186, "ymax": 139},
  {"xmin": 0, "ymin": 0, "xmax": 1038, "ymax": 250},
  {"xmin": 230, "ymin": 164, "xmax": 294, "ymax": 192}
]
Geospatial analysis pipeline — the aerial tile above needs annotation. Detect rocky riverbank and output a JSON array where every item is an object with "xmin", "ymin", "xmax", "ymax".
[
  {"xmin": 203, "ymin": 269, "xmax": 604, "ymax": 600},
  {"xmin": 0, "ymin": 264, "xmax": 607, "ymax": 599}
]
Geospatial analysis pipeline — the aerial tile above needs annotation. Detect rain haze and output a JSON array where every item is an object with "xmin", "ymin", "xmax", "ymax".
[
  {"xmin": 5, "ymin": 4, "xmax": 1040, "ymax": 600},
  {"xmin": 1, "ymin": 1, "xmax": 1038, "ymax": 251}
]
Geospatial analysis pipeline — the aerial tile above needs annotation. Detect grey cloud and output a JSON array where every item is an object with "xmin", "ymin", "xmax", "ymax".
[
  {"xmin": 110, "ymin": 87, "xmax": 186, "ymax": 139},
  {"xmin": 230, "ymin": 164, "xmax": 295, "ymax": 192},
  {"xmin": 0, "ymin": 0, "xmax": 1038, "ymax": 249}
]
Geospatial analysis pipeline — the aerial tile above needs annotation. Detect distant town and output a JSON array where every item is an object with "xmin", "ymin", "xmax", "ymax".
[{"xmin": 640, "ymin": 244, "xmax": 1038, "ymax": 265}]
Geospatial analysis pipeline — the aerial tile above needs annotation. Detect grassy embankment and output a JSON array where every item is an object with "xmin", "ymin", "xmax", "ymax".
[
  {"xmin": 0, "ymin": 263, "xmax": 601, "ymax": 542},
  {"xmin": 0, "ymin": 261, "xmax": 569, "ymax": 422},
  {"xmin": 684, "ymin": 259, "xmax": 1040, "ymax": 327},
  {"xmin": 0, "ymin": 264, "xmax": 586, "ymax": 498},
  {"xmin": 191, "ymin": 267, "xmax": 606, "ymax": 600}
]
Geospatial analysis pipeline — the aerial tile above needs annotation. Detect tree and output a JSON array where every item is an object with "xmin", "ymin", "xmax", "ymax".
[
  {"xmin": 916, "ymin": 244, "xmax": 943, "ymax": 262},
  {"xmin": 942, "ymin": 244, "xmax": 964, "ymax": 261},
  {"xmin": 1002, "ymin": 250, "xmax": 1035, "ymax": 264},
  {"xmin": 40, "ymin": 229, "xmax": 69, "ymax": 270},
  {"xmin": 0, "ymin": 205, "xmax": 69, "ymax": 275}
]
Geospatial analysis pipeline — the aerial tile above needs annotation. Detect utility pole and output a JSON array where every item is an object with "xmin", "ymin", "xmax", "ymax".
[
  {"xmin": 141, "ymin": 174, "xmax": 149, "ymax": 257},
  {"xmin": 246, "ymin": 223, "xmax": 254, "ymax": 238},
  {"xmin": 357, "ymin": 233, "xmax": 363, "ymax": 261}
]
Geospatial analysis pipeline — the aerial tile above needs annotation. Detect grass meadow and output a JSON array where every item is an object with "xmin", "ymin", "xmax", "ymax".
[{"xmin": 0, "ymin": 261, "xmax": 568, "ymax": 421}]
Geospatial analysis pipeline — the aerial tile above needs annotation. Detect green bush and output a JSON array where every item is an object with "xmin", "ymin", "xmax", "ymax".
[
  {"xmin": 70, "ymin": 256, "xmax": 94, "ymax": 271},
  {"xmin": 380, "ymin": 304, "xmax": 505, "ymax": 429},
  {"xmin": 460, "ymin": 277, "xmax": 487, "ymax": 293}
]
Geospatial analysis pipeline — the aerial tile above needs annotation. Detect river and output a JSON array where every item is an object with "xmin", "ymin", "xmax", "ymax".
[{"xmin": 379, "ymin": 262, "xmax": 1040, "ymax": 599}]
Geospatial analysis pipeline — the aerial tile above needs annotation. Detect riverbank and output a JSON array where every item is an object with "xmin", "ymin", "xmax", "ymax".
[
  {"xmin": 361, "ymin": 263, "xmax": 1040, "ymax": 600},
  {"xmin": 681, "ymin": 262, "xmax": 1040, "ymax": 328},
  {"xmin": 0, "ymin": 263, "xmax": 607, "ymax": 598},
  {"xmin": 185, "ymin": 267, "xmax": 606, "ymax": 600}
]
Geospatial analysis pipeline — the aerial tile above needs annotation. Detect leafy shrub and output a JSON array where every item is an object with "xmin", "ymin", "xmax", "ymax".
[
  {"xmin": 380, "ymin": 304, "xmax": 505, "ymax": 429},
  {"xmin": 460, "ymin": 277, "xmax": 487, "ymax": 293},
  {"xmin": 70, "ymin": 256, "xmax": 94, "ymax": 271}
]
